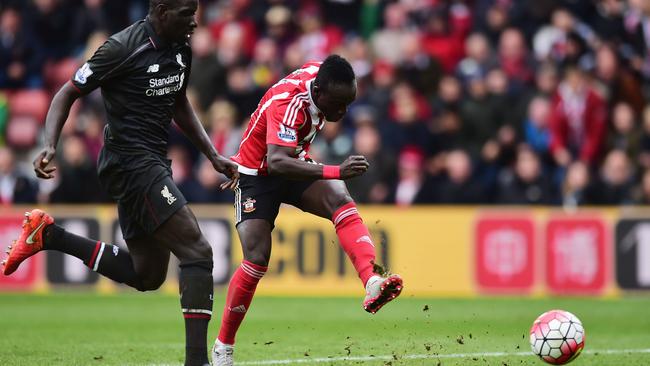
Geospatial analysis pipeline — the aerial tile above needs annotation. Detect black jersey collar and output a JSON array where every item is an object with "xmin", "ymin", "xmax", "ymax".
[{"xmin": 144, "ymin": 17, "xmax": 168, "ymax": 49}]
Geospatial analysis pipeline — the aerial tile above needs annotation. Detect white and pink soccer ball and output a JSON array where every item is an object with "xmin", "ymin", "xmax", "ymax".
[{"xmin": 529, "ymin": 310, "xmax": 585, "ymax": 364}]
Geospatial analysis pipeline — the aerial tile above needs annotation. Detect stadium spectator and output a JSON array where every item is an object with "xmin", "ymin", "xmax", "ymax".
[
  {"xmin": 26, "ymin": 0, "xmax": 77, "ymax": 62},
  {"xmin": 381, "ymin": 82, "xmax": 432, "ymax": 154},
  {"xmin": 208, "ymin": 0, "xmax": 257, "ymax": 59},
  {"xmin": 347, "ymin": 116, "xmax": 395, "ymax": 204},
  {"xmin": 295, "ymin": 3, "xmax": 342, "ymax": 63},
  {"xmin": 593, "ymin": 43, "xmax": 645, "ymax": 114},
  {"xmin": 389, "ymin": 147, "xmax": 428, "ymax": 206},
  {"xmin": 207, "ymin": 100, "xmax": 242, "ymax": 159},
  {"xmin": 639, "ymin": 106, "xmax": 650, "ymax": 170},
  {"xmin": 533, "ymin": 8, "xmax": 577, "ymax": 62},
  {"xmin": 49, "ymin": 135, "xmax": 105, "ymax": 203},
  {"xmin": 0, "ymin": 7, "xmax": 44, "ymax": 88},
  {"xmin": 626, "ymin": 0, "xmax": 650, "ymax": 95},
  {"xmin": 460, "ymin": 71, "xmax": 498, "ymax": 156},
  {"xmin": 397, "ymin": 31, "xmax": 442, "ymax": 98},
  {"xmin": 262, "ymin": 5, "xmax": 294, "ymax": 55},
  {"xmin": 549, "ymin": 65, "xmax": 608, "ymax": 168},
  {"xmin": 585, "ymin": 149, "xmax": 635, "ymax": 204},
  {"xmin": 71, "ymin": 0, "xmax": 110, "ymax": 50},
  {"xmin": 421, "ymin": 7, "xmax": 464, "ymax": 73},
  {"xmin": 249, "ymin": 37, "xmax": 282, "ymax": 90},
  {"xmin": 456, "ymin": 33, "xmax": 497, "ymax": 87},
  {"xmin": 561, "ymin": 161, "xmax": 591, "ymax": 208},
  {"xmin": 633, "ymin": 168, "xmax": 650, "ymax": 204},
  {"xmin": 364, "ymin": 60, "xmax": 396, "ymax": 119},
  {"xmin": 606, "ymin": 102, "xmax": 640, "ymax": 159},
  {"xmin": 182, "ymin": 158, "xmax": 233, "ymax": 203},
  {"xmin": 311, "ymin": 121, "xmax": 353, "ymax": 165},
  {"xmin": 435, "ymin": 149, "xmax": 486, "ymax": 204},
  {"xmin": 188, "ymin": 27, "xmax": 227, "ymax": 112},
  {"xmin": 370, "ymin": 2, "xmax": 409, "ymax": 65},
  {"xmin": 498, "ymin": 28, "xmax": 535, "ymax": 91},
  {"xmin": 523, "ymin": 96, "xmax": 552, "ymax": 159},
  {"xmin": 497, "ymin": 145, "xmax": 557, "ymax": 205},
  {"xmin": 0, "ymin": 146, "xmax": 38, "ymax": 204}
]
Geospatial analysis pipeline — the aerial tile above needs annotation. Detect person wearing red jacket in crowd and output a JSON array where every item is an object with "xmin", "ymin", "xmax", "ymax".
[{"xmin": 550, "ymin": 64, "xmax": 608, "ymax": 168}]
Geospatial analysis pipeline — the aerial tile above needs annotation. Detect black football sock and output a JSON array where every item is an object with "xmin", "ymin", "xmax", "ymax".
[
  {"xmin": 179, "ymin": 259, "xmax": 214, "ymax": 366},
  {"xmin": 43, "ymin": 224, "xmax": 143, "ymax": 289}
]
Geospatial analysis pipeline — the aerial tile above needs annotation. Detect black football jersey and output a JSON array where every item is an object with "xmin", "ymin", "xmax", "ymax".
[{"xmin": 71, "ymin": 18, "xmax": 192, "ymax": 156}]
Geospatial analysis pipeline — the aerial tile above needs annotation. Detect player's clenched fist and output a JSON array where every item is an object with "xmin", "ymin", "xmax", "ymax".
[{"xmin": 339, "ymin": 155, "xmax": 369, "ymax": 179}]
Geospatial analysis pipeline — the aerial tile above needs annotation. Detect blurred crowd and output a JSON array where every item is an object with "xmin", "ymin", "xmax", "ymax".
[{"xmin": 2, "ymin": 0, "xmax": 650, "ymax": 207}]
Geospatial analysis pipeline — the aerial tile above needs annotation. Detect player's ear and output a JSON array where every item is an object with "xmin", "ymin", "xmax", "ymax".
[{"xmin": 152, "ymin": 3, "xmax": 169, "ymax": 20}]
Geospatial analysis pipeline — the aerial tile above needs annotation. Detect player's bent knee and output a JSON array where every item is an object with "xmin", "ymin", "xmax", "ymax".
[
  {"xmin": 328, "ymin": 193, "xmax": 355, "ymax": 214},
  {"xmin": 138, "ymin": 275, "xmax": 166, "ymax": 291},
  {"xmin": 243, "ymin": 252, "xmax": 269, "ymax": 267},
  {"xmin": 193, "ymin": 238, "xmax": 213, "ymax": 260}
]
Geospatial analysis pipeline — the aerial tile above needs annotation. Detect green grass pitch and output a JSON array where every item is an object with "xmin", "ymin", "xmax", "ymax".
[{"xmin": 1, "ymin": 293, "xmax": 649, "ymax": 365}]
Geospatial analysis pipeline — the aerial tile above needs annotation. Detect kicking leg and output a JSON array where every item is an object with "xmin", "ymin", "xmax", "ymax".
[
  {"xmin": 298, "ymin": 180, "xmax": 403, "ymax": 314},
  {"xmin": 2, "ymin": 209, "xmax": 152, "ymax": 291},
  {"xmin": 152, "ymin": 205, "xmax": 215, "ymax": 366}
]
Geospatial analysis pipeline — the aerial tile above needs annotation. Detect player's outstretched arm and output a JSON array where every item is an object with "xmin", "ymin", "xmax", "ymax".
[
  {"xmin": 267, "ymin": 144, "xmax": 369, "ymax": 180},
  {"xmin": 173, "ymin": 95, "xmax": 239, "ymax": 189},
  {"xmin": 33, "ymin": 82, "xmax": 81, "ymax": 179}
]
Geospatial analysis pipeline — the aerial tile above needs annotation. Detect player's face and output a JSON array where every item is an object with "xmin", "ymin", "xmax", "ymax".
[
  {"xmin": 160, "ymin": 0, "xmax": 198, "ymax": 42},
  {"xmin": 315, "ymin": 82, "xmax": 356, "ymax": 122}
]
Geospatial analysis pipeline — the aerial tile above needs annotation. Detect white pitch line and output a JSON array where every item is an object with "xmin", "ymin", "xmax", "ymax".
[
  {"xmin": 234, "ymin": 348, "xmax": 650, "ymax": 365},
  {"xmin": 142, "ymin": 348, "xmax": 650, "ymax": 366}
]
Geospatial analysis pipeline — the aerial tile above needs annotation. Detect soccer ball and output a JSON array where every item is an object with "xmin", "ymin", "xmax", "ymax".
[{"xmin": 529, "ymin": 309, "xmax": 585, "ymax": 364}]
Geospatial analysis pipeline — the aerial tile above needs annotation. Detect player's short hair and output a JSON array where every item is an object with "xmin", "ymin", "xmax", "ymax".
[
  {"xmin": 149, "ymin": 0, "xmax": 180, "ymax": 13},
  {"xmin": 315, "ymin": 55, "xmax": 355, "ymax": 92}
]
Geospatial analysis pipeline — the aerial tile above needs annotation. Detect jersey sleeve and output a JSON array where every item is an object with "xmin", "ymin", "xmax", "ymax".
[
  {"xmin": 265, "ymin": 95, "xmax": 308, "ymax": 148},
  {"xmin": 70, "ymin": 37, "xmax": 128, "ymax": 94}
]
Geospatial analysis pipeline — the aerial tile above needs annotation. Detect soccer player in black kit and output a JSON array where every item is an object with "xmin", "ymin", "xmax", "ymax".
[{"xmin": 1, "ymin": 1, "xmax": 238, "ymax": 365}]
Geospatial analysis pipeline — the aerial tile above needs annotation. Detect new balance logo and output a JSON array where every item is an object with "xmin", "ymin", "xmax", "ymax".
[
  {"xmin": 229, "ymin": 305, "xmax": 247, "ymax": 313},
  {"xmin": 147, "ymin": 64, "xmax": 159, "ymax": 73},
  {"xmin": 161, "ymin": 185, "xmax": 177, "ymax": 205},
  {"xmin": 356, "ymin": 235, "xmax": 374, "ymax": 246}
]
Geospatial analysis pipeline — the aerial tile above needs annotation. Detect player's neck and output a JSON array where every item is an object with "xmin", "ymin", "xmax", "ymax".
[
  {"xmin": 309, "ymin": 83, "xmax": 323, "ymax": 112},
  {"xmin": 147, "ymin": 16, "xmax": 171, "ymax": 44}
]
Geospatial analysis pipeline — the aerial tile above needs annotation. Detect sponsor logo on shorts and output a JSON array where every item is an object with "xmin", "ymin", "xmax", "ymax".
[
  {"xmin": 74, "ymin": 63, "xmax": 93, "ymax": 84},
  {"xmin": 112, "ymin": 246, "xmax": 119, "ymax": 256},
  {"xmin": 161, "ymin": 185, "xmax": 177, "ymax": 205},
  {"xmin": 277, "ymin": 125, "xmax": 297, "ymax": 143},
  {"xmin": 243, "ymin": 197, "xmax": 256, "ymax": 213}
]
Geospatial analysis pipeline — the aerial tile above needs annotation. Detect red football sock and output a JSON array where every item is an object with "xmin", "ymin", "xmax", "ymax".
[
  {"xmin": 217, "ymin": 260, "xmax": 267, "ymax": 345},
  {"xmin": 332, "ymin": 202, "xmax": 377, "ymax": 286}
]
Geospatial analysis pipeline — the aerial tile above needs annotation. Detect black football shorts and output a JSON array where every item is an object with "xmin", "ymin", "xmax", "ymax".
[
  {"xmin": 97, "ymin": 147, "xmax": 187, "ymax": 240},
  {"xmin": 234, "ymin": 173, "xmax": 315, "ymax": 228}
]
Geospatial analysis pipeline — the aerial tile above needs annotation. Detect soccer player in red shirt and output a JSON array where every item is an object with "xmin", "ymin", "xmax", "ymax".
[{"xmin": 211, "ymin": 55, "xmax": 403, "ymax": 365}]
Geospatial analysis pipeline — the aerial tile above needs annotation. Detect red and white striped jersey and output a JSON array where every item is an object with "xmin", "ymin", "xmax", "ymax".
[{"xmin": 231, "ymin": 62, "xmax": 326, "ymax": 175}]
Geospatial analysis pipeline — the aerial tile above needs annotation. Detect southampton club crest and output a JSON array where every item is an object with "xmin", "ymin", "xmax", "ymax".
[{"xmin": 242, "ymin": 197, "xmax": 256, "ymax": 213}]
